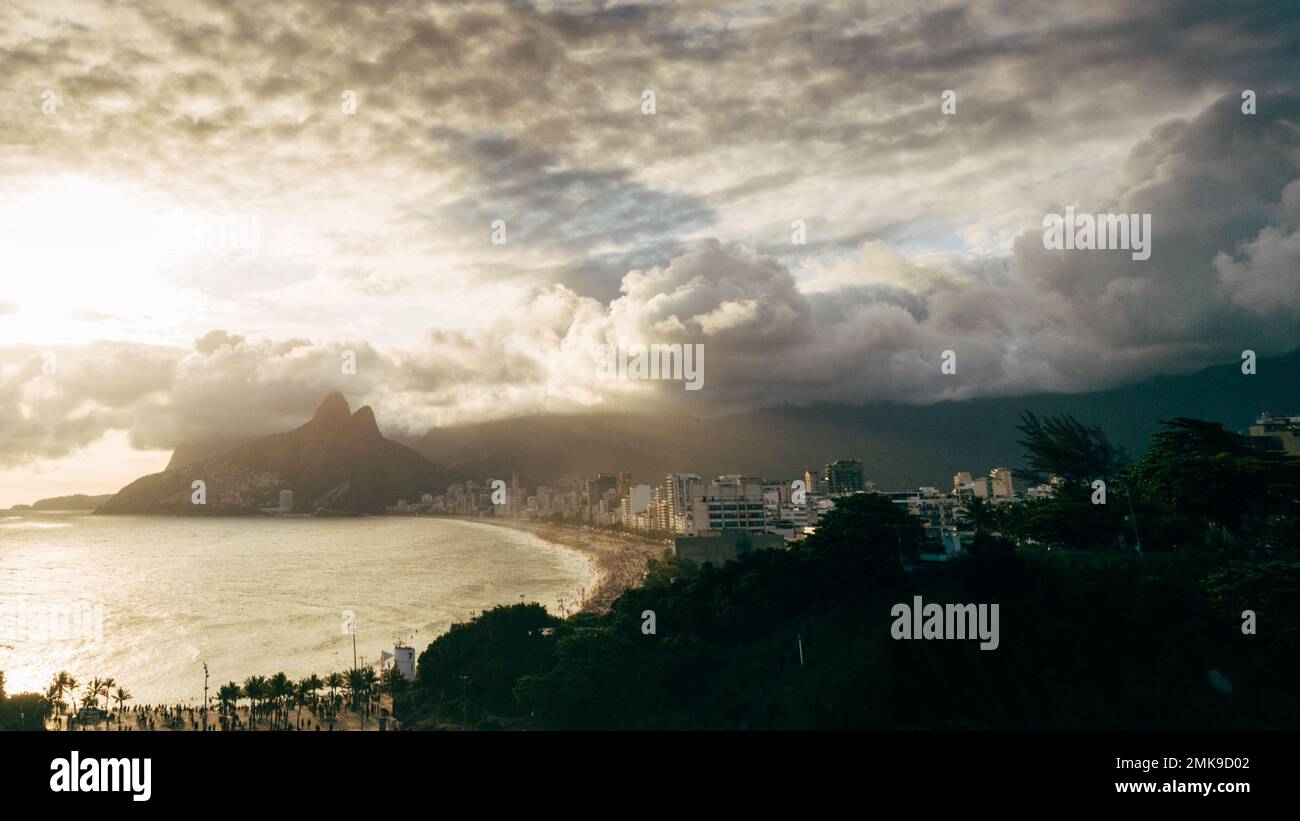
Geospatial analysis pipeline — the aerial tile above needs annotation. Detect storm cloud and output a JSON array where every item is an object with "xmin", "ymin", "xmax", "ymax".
[{"xmin": 0, "ymin": 0, "xmax": 1298, "ymax": 484}]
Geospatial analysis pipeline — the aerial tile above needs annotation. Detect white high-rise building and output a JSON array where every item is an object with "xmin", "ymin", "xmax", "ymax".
[
  {"xmin": 628, "ymin": 484, "xmax": 652, "ymax": 515},
  {"xmin": 691, "ymin": 476, "xmax": 767, "ymax": 534},
  {"xmin": 990, "ymin": 467, "xmax": 1015, "ymax": 500},
  {"xmin": 664, "ymin": 473, "xmax": 702, "ymax": 533}
]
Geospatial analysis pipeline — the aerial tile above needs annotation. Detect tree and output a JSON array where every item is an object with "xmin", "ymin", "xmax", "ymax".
[
  {"xmin": 113, "ymin": 687, "xmax": 131, "ymax": 718},
  {"xmin": 999, "ymin": 412, "xmax": 1134, "ymax": 550},
  {"xmin": 1126, "ymin": 418, "xmax": 1300, "ymax": 546},
  {"xmin": 802, "ymin": 491, "xmax": 925, "ymax": 585},
  {"xmin": 361, "ymin": 667, "xmax": 379, "ymax": 720},
  {"xmin": 242, "ymin": 676, "xmax": 267, "ymax": 731},
  {"xmin": 217, "ymin": 682, "xmax": 241, "ymax": 718},
  {"xmin": 346, "ymin": 668, "xmax": 366, "ymax": 714},
  {"xmin": 998, "ymin": 485, "xmax": 1129, "ymax": 551},
  {"xmin": 959, "ymin": 496, "xmax": 994, "ymax": 534},
  {"xmin": 268, "ymin": 672, "xmax": 293, "ymax": 729},
  {"xmin": 299, "ymin": 674, "xmax": 323, "ymax": 726},
  {"xmin": 49, "ymin": 672, "xmax": 75, "ymax": 717},
  {"xmin": 82, "ymin": 678, "xmax": 107, "ymax": 714},
  {"xmin": 382, "ymin": 666, "xmax": 408, "ymax": 717},
  {"xmin": 413, "ymin": 603, "xmax": 561, "ymax": 719},
  {"xmin": 1257, "ymin": 513, "xmax": 1300, "ymax": 553},
  {"xmin": 0, "ymin": 689, "xmax": 49, "ymax": 731},
  {"xmin": 1015, "ymin": 411, "xmax": 1126, "ymax": 485}
]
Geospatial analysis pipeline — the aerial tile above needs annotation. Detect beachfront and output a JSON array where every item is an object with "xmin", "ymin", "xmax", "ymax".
[
  {"xmin": 456, "ymin": 517, "xmax": 671, "ymax": 613},
  {"xmin": 47, "ymin": 692, "xmax": 399, "ymax": 732},
  {"xmin": 28, "ymin": 519, "xmax": 661, "ymax": 732}
]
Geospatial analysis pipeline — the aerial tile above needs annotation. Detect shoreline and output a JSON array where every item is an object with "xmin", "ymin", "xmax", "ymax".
[
  {"xmin": 5, "ymin": 513, "xmax": 624, "ymax": 712},
  {"xmin": 452, "ymin": 516, "xmax": 670, "ymax": 613}
]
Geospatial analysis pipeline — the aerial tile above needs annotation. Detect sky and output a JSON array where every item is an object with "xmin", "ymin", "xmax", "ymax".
[{"xmin": 1, "ymin": 0, "xmax": 1298, "ymax": 506}]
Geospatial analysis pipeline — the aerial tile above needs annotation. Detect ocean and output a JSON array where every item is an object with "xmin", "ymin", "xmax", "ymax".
[{"xmin": 0, "ymin": 511, "xmax": 591, "ymax": 703}]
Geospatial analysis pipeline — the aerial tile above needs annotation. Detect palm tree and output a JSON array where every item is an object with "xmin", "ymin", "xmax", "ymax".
[
  {"xmin": 294, "ymin": 679, "xmax": 311, "ymax": 728},
  {"xmin": 217, "ymin": 682, "xmax": 240, "ymax": 715},
  {"xmin": 113, "ymin": 687, "xmax": 132, "ymax": 719},
  {"xmin": 959, "ymin": 496, "xmax": 994, "ymax": 534},
  {"xmin": 100, "ymin": 677, "xmax": 117, "ymax": 711},
  {"xmin": 268, "ymin": 672, "xmax": 293, "ymax": 729},
  {"xmin": 49, "ymin": 672, "xmax": 76, "ymax": 718},
  {"xmin": 302, "ymin": 673, "xmax": 323, "ymax": 703},
  {"xmin": 326, "ymin": 671, "xmax": 343, "ymax": 710},
  {"xmin": 381, "ymin": 665, "xmax": 406, "ymax": 694},
  {"xmin": 243, "ymin": 675, "xmax": 267, "ymax": 731},
  {"xmin": 79, "ymin": 690, "xmax": 99, "ymax": 717},
  {"xmin": 82, "ymin": 678, "xmax": 106, "ymax": 714},
  {"xmin": 382, "ymin": 666, "xmax": 408, "ymax": 717},
  {"xmin": 360, "ymin": 666, "xmax": 379, "ymax": 722},
  {"xmin": 345, "ymin": 668, "xmax": 365, "ymax": 714}
]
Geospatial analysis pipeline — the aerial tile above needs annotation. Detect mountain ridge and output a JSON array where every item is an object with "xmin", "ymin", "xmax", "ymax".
[
  {"xmin": 138, "ymin": 350, "xmax": 1300, "ymax": 497},
  {"xmin": 99, "ymin": 392, "xmax": 462, "ymax": 515},
  {"xmin": 407, "ymin": 349, "xmax": 1300, "ymax": 489}
]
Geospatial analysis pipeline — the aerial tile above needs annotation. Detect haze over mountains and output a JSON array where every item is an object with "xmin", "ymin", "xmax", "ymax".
[
  {"xmin": 410, "ymin": 349, "xmax": 1300, "ymax": 489},
  {"xmin": 86, "ymin": 349, "xmax": 1300, "ymax": 513},
  {"xmin": 99, "ymin": 392, "xmax": 461, "ymax": 515}
]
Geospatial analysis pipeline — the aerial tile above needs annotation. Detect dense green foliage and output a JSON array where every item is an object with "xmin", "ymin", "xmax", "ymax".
[
  {"xmin": 1126, "ymin": 418, "xmax": 1300, "ymax": 552},
  {"xmin": 413, "ymin": 603, "xmax": 560, "ymax": 726},
  {"xmin": 397, "ymin": 417, "xmax": 1300, "ymax": 730},
  {"xmin": 1001, "ymin": 415, "xmax": 1300, "ymax": 553},
  {"xmin": 0, "ymin": 673, "xmax": 48, "ymax": 730}
]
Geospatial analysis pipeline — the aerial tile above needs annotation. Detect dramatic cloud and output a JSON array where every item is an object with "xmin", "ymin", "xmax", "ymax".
[{"xmin": 0, "ymin": 0, "xmax": 1297, "ymax": 502}]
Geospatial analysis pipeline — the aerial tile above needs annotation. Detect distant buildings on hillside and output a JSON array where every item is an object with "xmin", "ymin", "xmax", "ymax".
[
  {"xmin": 360, "ymin": 411, "xmax": 1300, "ymax": 567},
  {"xmin": 374, "ymin": 455, "xmax": 1082, "ymax": 566}
]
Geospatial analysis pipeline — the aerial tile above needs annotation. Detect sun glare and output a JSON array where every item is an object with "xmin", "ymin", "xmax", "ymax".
[{"xmin": 0, "ymin": 176, "xmax": 184, "ymax": 344}]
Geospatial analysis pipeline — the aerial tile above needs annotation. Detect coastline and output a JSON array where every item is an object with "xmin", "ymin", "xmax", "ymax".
[{"xmin": 452, "ymin": 516, "xmax": 670, "ymax": 613}]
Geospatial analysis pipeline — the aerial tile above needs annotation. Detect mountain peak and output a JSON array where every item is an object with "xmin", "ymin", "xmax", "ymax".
[
  {"xmin": 351, "ymin": 405, "xmax": 382, "ymax": 439},
  {"xmin": 100, "ymin": 390, "xmax": 461, "ymax": 515},
  {"xmin": 311, "ymin": 391, "xmax": 352, "ymax": 427}
]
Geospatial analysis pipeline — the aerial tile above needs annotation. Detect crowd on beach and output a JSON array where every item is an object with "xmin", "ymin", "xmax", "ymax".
[
  {"xmin": 42, "ymin": 669, "xmax": 402, "ymax": 732},
  {"xmin": 489, "ymin": 519, "xmax": 670, "ymax": 612}
]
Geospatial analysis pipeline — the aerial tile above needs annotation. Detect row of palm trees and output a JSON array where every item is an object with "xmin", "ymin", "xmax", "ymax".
[
  {"xmin": 217, "ymin": 666, "xmax": 408, "ymax": 729},
  {"xmin": 46, "ymin": 671, "xmax": 132, "ymax": 718},
  {"xmin": 44, "ymin": 665, "xmax": 409, "ymax": 729}
]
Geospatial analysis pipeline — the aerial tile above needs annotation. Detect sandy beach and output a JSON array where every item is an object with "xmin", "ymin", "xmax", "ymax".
[{"xmin": 456, "ymin": 517, "xmax": 672, "ymax": 613}]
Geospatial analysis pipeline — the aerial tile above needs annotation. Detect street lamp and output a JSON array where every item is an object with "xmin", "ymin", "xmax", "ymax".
[{"xmin": 202, "ymin": 662, "xmax": 209, "ymax": 731}]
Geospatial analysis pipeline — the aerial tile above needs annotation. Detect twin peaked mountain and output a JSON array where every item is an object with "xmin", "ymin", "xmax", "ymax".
[{"xmin": 99, "ymin": 392, "xmax": 460, "ymax": 515}]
